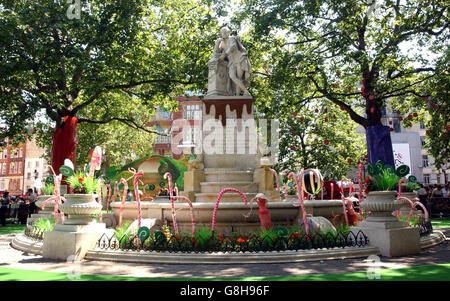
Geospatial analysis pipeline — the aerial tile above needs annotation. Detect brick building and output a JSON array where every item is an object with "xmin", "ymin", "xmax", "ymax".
[{"xmin": 148, "ymin": 96, "xmax": 202, "ymax": 159}]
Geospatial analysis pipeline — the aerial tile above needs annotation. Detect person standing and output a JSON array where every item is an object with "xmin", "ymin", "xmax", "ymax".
[
  {"xmin": 26, "ymin": 188, "xmax": 36, "ymax": 217},
  {"xmin": 0, "ymin": 191, "xmax": 10, "ymax": 226}
]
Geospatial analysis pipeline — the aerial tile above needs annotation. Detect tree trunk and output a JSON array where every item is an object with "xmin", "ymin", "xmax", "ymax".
[{"xmin": 51, "ymin": 116, "xmax": 78, "ymax": 182}]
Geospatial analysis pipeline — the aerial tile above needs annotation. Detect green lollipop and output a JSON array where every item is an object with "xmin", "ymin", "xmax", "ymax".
[
  {"xmin": 45, "ymin": 175, "xmax": 54, "ymax": 184},
  {"xmin": 59, "ymin": 165, "xmax": 74, "ymax": 177},
  {"xmin": 137, "ymin": 226, "xmax": 150, "ymax": 242}
]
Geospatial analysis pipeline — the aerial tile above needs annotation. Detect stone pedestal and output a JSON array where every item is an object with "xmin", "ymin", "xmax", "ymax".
[
  {"xmin": 42, "ymin": 194, "xmax": 105, "ymax": 261},
  {"xmin": 352, "ymin": 191, "xmax": 420, "ymax": 257},
  {"xmin": 43, "ymin": 223, "xmax": 105, "ymax": 260}
]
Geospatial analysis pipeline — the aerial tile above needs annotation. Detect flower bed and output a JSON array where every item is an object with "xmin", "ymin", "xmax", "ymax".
[{"xmin": 97, "ymin": 225, "xmax": 369, "ymax": 253}]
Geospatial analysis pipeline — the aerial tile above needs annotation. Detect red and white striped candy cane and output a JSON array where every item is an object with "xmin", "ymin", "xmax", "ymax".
[
  {"xmin": 394, "ymin": 178, "xmax": 409, "ymax": 216},
  {"xmin": 330, "ymin": 183, "xmax": 334, "ymax": 200},
  {"xmin": 105, "ymin": 184, "xmax": 112, "ymax": 212},
  {"xmin": 173, "ymin": 195, "xmax": 196, "ymax": 236},
  {"xmin": 133, "ymin": 171, "xmax": 144, "ymax": 228},
  {"xmin": 409, "ymin": 201, "xmax": 429, "ymax": 224},
  {"xmin": 118, "ymin": 178, "xmax": 128, "ymax": 227},
  {"xmin": 211, "ymin": 188, "xmax": 248, "ymax": 232},
  {"xmin": 41, "ymin": 172, "xmax": 65, "ymax": 224},
  {"xmin": 164, "ymin": 172, "xmax": 178, "ymax": 233},
  {"xmin": 288, "ymin": 171, "xmax": 309, "ymax": 234},
  {"xmin": 270, "ymin": 168, "xmax": 287, "ymax": 200}
]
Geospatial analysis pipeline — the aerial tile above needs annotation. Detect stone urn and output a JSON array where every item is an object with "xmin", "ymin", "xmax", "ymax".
[
  {"xmin": 35, "ymin": 195, "xmax": 55, "ymax": 212},
  {"xmin": 361, "ymin": 191, "xmax": 403, "ymax": 223},
  {"xmin": 60, "ymin": 194, "xmax": 102, "ymax": 225}
]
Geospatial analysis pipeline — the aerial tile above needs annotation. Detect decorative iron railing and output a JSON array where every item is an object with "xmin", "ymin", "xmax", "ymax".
[
  {"xmin": 416, "ymin": 220, "xmax": 433, "ymax": 237},
  {"xmin": 96, "ymin": 230, "xmax": 369, "ymax": 253}
]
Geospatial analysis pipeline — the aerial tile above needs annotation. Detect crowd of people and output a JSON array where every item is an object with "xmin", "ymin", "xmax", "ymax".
[{"xmin": 0, "ymin": 189, "xmax": 37, "ymax": 226}]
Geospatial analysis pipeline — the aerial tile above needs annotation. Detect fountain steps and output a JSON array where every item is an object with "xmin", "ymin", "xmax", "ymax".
[
  {"xmin": 200, "ymin": 181, "xmax": 258, "ymax": 193},
  {"xmin": 195, "ymin": 192, "xmax": 258, "ymax": 203},
  {"xmin": 204, "ymin": 170, "xmax": 253, "ymax": 182}
]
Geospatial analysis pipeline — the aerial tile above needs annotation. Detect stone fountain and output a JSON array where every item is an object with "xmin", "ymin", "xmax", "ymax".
[{"xmin": 112, "ymin": 28, "xmax": 343, "ymax": 232}]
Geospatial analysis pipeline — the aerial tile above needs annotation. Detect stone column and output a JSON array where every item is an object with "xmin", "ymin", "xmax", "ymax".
[{"xmin": 352, "ymin": 191, "xmax": 420, "ymax": 257}]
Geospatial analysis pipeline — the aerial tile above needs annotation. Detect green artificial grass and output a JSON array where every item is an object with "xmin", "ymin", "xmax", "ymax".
[
  {"xmin": 0, "ymin": 224, "xmax": 26, "ymax": 235},
  {"xmin": 0, "ymin": 263, "xmax": 449, "ymax": 281},
  {"xmin": 431, "ymin": 219, "xmax": 450, "ymax": 229}
]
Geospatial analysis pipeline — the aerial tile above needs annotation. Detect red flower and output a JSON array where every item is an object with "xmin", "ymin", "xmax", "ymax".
[
  {"xmin": 194, "ymin": 243, "xmax": 198, "ymax": 247},
  {"xmin": 413, "ymin": 112, "xmax": 418, "ymax": 117},
  {"xmin": 218, "ymin": 234, "xmax": 224, "ymax": 239},
  {"xmin": 78, "ymin": 177, "xmax": 84, "ymax": 183},
  {"xmin": 293, "ymin": 112, "xmax": 297, "ymax": 118},
  {"xmin": 175, "ymin": 235, "xmax": 181, "ymax": 240},
  {"xmin": 324, "ymin": 140, "xmax": 329, "ymax": 146},
  {"xmin": 364, "ymin": 189, "xmax": 369, "ymax": 194}
]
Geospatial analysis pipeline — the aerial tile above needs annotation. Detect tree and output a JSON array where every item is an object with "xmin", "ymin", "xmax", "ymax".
[
  {"xmin": 237, "ymin": 0, "xmax": 448, "ymax": 165},
  {"xmin": 0, "ymin": 0, "xmax": 219, "ymax": 171}
]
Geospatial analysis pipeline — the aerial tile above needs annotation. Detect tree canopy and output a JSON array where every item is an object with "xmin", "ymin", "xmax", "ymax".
[{"xmin": 0, "ymin": 0, "xmax": 220, "ymax": 150}]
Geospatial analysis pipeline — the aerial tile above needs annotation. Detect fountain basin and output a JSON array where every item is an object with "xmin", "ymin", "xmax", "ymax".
[{"xmin": 110, "ymin": 199, "xmax": 345, "ymax": 232}]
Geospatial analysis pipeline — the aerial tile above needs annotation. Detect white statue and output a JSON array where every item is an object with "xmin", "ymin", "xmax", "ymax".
[{"xmin": 207, "ymin": 27, "xmax": 252, "ymax": 97}]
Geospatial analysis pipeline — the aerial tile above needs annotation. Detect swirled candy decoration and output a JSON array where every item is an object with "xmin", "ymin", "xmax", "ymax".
[
  {"xmin": 155, "ymin": 230, "xmax": 167, "ymax": 244},
  {"xmin": 159, "ymin": 181, "xmax": 165, "ymax": 188},
  {"xmin": 367, "ymin": 163, "xmax": 377, "ymax": 176},
  {"xmin": 137, "ymin": 226, "xmax": 150, "ymax": 242},
  {"xmin": 45, "ymin": 175, "xmax": 54, "ymax": 184},
  {"xmin": 396, "ymin": 165, "xmax": 410, "ymax": 177},
  {"xmin": 375, "ymin": 160, "xmax": 384, "ymax": 172},
  {"xmin": 59, "ymin": 165, "xmax": 74, "ymax": 177},
  {"xmin": 274, "ymin": 226, "xmax": 288, "ymax": 238},
  {"xmin": 149, "ymin": 184, "xmax": 155, "ymax": 191},
  {"xmin": 301, "ymin": 169, "xmax": 323, "ymax": 195},
  {"xmin": 408, "ymin": 175, "xmax": 417, "ymax": 183},
  {"xmin": 383, "ymin": 164, "xmax": 395, "ymax": 174}
]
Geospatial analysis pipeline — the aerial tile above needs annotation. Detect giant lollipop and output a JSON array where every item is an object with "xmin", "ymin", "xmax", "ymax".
[{"xmin": 88, "ymin": 146, "xmax": 102, "ymax": 177}]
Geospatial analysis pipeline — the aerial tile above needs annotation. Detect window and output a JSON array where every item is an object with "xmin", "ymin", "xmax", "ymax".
[
  {"xmin": 35, "ymin": 161, "xmax": 39, "ymax": 168},
  {"xmin": 27, "ymin": 173, "xmax": 31, "ymax": 180},
  {"xmin": 3, "ymin": 150, "xmax": 6, "ymax": 159},
  {"xmin": 437, "ymin": 174, "xmax": 441, "ymax": 184},
  {"xmin": 424, "ymin": 174, "xmax": 430, "ymax": 184},
  {"xmin": 28, "ymin": 161, "xmax": 31, "ymax": 168},
  {"xmin": 183, "ymin": 104, "xmax": 201, "ymax": 120},
  {"xmin": 18, "ymin": 162, "xmax": 22, "ymax": 174},
  {"xmin": 9, "ymin": 164, "xmax": 13, "ymax": 174},
  {"xmin": 13, "ymin": 164, "xmax": 17, "ymax": 174},
  {"xmin": 2, "ymin": 163, "xmax": 5, "ymax": 175},
  {"xmin": 422, "ymin": 155, "xmax": 429, "ymax": 167},
  {"xmin": 19, "ymin": 148, "xmax": 23, "ymax": 157}
]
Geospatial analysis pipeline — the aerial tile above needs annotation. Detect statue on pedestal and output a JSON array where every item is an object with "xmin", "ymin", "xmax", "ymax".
[{"xmin": 207, "ymin": 27, "xmax": 252, "ymax": 97}]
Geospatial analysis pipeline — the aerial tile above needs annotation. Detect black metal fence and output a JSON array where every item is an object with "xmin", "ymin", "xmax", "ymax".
[
  {"xmin": 96, "ymin": 230, "xmax": 370, "ymax": 253},
  {"xmin": 416, "ymin": 220, "xmax": 433, "ymax": 237}
]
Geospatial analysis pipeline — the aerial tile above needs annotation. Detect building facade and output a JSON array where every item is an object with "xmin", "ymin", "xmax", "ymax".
[
  {"xmin": 148, "ymin": 96, "xmax": 202, "ymax": 159},
  {"xmin": 0, "ymin": 137, "xmax": 50, "ymax": 195}
]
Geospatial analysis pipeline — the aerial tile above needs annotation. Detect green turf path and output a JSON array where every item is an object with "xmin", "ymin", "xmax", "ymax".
[
  {"xmin": 0, "ymin": 224, "xmax": 26, "ymax": 235},
  {"xmin": 0, "ymin": 263, "xmax": 449, "ymax": 281},
  {"xmin": 431, "ymin": 219, "xmax": 450, "ymax": 229}
]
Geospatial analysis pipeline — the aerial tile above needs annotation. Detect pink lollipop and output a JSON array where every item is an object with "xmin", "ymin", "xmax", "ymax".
[
  {"xmin": 288, "ymin": 172, "xmax": 309, "ymax": 234},
  {"xmin": 133, "ymin": 171, "xmax": 144, "ymax": 228},
  {"xmin": 173, "ymin": 195, "xmax": 196, "ymax": 236}
]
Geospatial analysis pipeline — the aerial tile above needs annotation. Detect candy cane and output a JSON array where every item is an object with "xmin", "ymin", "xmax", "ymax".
[
  {"xmin": 212, "ymin": 188, "xmax": 248, "ymax": 232},
  {"xmin": 330, "ymin": 183, "xmax": 334, "ymax": 200},
  {"xmin": 409, "ymin": 202, "xmax": 429, "ymax": 224},
  {"xmin": 41, "ymin": 171, "xmax": 65, "ymax": 224},
  {"xmin": 173, "ymin": 195, "xmax": 196, "ymax": 236},
  {"xmin": 133, "ymin": 171, "xmax": 144, "ymax": 228},
  {"xmin": 174, "ymin": 184, "xmax": 179, "ymax": 197},
  {"xmin": 270, "ymin": 168, "xmax": 287, "ymax": 200},
  {"xmin": 164, "ymin": 172, "xmax": 178, "ymax": 233},
  {"xmin": 118, "ymin": 178, "xmax": 128, "ymax": 227},
  {"xmin": 358, "ymin": 163, "xmax": 363, "ymax": 207},
  {"xmin": 341, "ymin": 197, "xmax": 350, "ymax": 226},
  {"xmin": 397, "ymin": 178, "xmax": 408, "ymax": 199},
  {"xmin": 288, "ymin": 172, "xmax": 309, "ymax": 234},
  {"xmin": 105, "ymin": 184, "xmax": 112, "ymax": 212}
]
